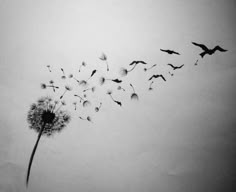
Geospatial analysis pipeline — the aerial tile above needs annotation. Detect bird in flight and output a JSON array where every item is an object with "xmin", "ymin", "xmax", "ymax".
[
  {"xmin": 167, "ymin": 63, "xmax": 184, "ymax": 70},
  {"xmin": 129, "ymin": 60, "xmax": 147, "ymax": 66},
  {"xmin": 148, "ymin": 74, "xmax": 166, "ymax": 81},
  {"xmin": 192, "ymin": 42, "xmax": 227, "ymax": 58},
  {"xmin": 160, "ymin": 49, "xmax": 180, "ymax": 55}
]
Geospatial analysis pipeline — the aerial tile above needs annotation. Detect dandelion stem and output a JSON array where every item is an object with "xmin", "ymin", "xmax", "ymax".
[
  {"xmin": 130, "ymin": 83, "xmax": 135, "ymax": 93},
  {"xmin": 106, "ymin": 60, "xmax": 109, "ymax": 71},
  {"xmin": 26, "ymin": 123, "xmax": 46, "ymax": 187}
]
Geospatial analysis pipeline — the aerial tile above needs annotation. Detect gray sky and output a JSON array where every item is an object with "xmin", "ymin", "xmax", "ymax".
[{"xmin": 0, "ymin": 0, "xmax": 236, "ymax": 191}]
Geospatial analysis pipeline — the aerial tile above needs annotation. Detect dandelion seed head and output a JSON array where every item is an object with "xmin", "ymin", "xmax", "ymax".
[
  {"xmin": 40, "ymin": 83, "xmax": 47, "ymax": 89},
  {"xmin": 131, "ymin": 93, "xmax": 139, "ymax": 100},
  {"xmin": 99, "ymin": 77, "xmax": 106, "ymax": 85},
  {"xmin": 68, "ymin": 74, "xmax": 73, "ymax": 78},
  {"xmin": 107, "ymin": 90, "xmax": 112, "ymax": 95},
  {"xmin": 120, "ymin": 68, "xmax": 128, "ymax": 76},
  {"xmin": 82, "ymin": 61, "xmax": 86, "ymax": 66},
  {"xmin": 83, "ymin": 100, "xmax": 91, "ymax": 107},
  {"xmin": 79, "ymin": 80, "xmax": 87, "ymax": 86},
  {"xmin": 27, "ymin": 96, "xmax": 71, "ymax": 136}
]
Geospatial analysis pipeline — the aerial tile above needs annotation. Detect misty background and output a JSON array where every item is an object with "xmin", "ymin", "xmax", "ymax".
[{"xmin": 0, "ymin": 0, "xmax": 236, "ymax": 191}]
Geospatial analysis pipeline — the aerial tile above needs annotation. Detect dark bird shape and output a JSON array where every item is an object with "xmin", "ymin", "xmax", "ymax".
[
  {"xmin": 148, "ymin": 74, "xmax": 166, "ymax": 81},
  {"xmin": 192, "ymin": 42, "xmax": 227, "ymax": 58},
  {"xmin": 129, "ymin": 60, "xmax": 147, "ymax": 66},
  {"xmin": 160, "ymin": 49, "xmax": 180, "ymax": 55},
  {"xmin": 167, "ymin": 63, "xmax": 184, "ymax": 70}
]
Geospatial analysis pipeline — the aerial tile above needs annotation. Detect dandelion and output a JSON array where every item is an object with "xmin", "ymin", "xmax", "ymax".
[
  {"xmin": 99, "ymin": 53, "xmax": 109, "ymax": 71},
  {"xmin": 148, "ymin": 81, "xmax": 154, "ymax": 91},
  {"xmin": 79, "ymin": 61, "xmax": 86, "ymax": 72},
  {"xmin": 107, "ymin": 90, "xmax": 122, "ymax": 106},
  {"xmin": 117, "ymin": 86, "xmax": 125, "ymax": 91},
  {"xmin": 144, "ymin": 64, "xmax": 157, "ymax": 72},
  {"xmin": 46, "ymin": 65, "xmax": 51, "ymax": 72},
  {"xmin": 26, "ymin": 96, "xmax": 71, "ymax": 187},
  {"xmin": 130, "ymin": 83, "xmax": 139, "ymax": 100},
  {"xmin": 60, "ymin": 85, "xmax": 72, "ymax": 99},
  {"xmin": 95, "ymin": 102, "xmax": 102, "ymax": 112}
]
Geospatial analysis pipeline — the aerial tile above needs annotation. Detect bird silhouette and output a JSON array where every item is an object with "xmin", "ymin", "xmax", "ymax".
[
  {"xmin": 167, "ymin": 63, "xmax": 184, "ymax": 70},
  {"xmin": 192, "ymin": 42, "xmax": 227, "ymax": 58},
  {"xmin": 148, "ymin": 74, "xmax": 166, "ymax": 81},
  {"xmin": 129, "ymin": 60, "xmax": 147, "ymax": 66},
  {"xmin": 160, "ymin": 49, "xmax": 180, "ymax": 55}
]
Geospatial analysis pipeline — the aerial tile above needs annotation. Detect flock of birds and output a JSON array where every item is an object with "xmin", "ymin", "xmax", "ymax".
[{"xmin": 41, "ymin": 42, "xmax": 228, "ymax": 123}]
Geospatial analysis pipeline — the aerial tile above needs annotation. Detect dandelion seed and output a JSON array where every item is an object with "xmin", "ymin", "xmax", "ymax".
[
  {"xmin": 168, "ymin": 71, "xmax": 174, "ymax": 76},
  {"xmin": 99, "ymin": 53, "xmax": 109, "ymax": 71},
  {"xmin": 79, "ymin": 61, "xmax": 86, "ymax": 72},
  {"xmin": 79, "ymin": 80, "xmax": 88, "ymax": 86},
  {"xmin": 117, "ymin": 86, "xmax": 125, "ymax": 91},
  {"xmin": 130, "ymin": 84, "xmax": 139, "ymax": 100},
  {"xmin": 82, "ymin": 100, "xmax": 91, "ymax": 107},
  {"xmin": 46, "ymin": 65, "xmax": 51, "ymax": 72},
  {"xmin": 148, "ymin": 81, "xmax": 154, "ymax": 91},
  {"xmin": 144, "ymin": 64, "xmax": 157, "ymax": 72},
  {"xmin": 73, "ymin": 102, "xmax": 77, "ymax": 110},
  {"xmin": 60, "ymin": 85, "xmax": 72, "ymax": 99},
  {"xmin": 83, "ymin": 86, "xmax": 96, "ymax": 93},
  {"xmin": 95, "ymin": 102, "xmax": 102, "ymax": 112},
  {"xmin": 26, "ymin": 96, "xmax": 71, "ymax": 187},
  {"xmin": 107, "ymin": 90, "xmax": 122, "ymax": 107}
]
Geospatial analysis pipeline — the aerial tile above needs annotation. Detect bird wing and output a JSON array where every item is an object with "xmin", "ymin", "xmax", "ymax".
[
  {"xmin": 167, "ymin": 63, "xmax": 175, "ymax": 69},
  {"xmin": 90, "ymin": 70, "xmax": 97, "ymax": 77},
  {"xmin": 213, "ymin": 46, "xmax": 228, "ymax": 52},
  {"xmin": 160, "ymin": 75, "xmax": 166, "ymax": 81},
  {"xmin": 172, "ymin": 51, "xmax": 180, "ymax": 55},
  {"xmin": 137, "ymin": 61, "xmax": 147, "ymax": 65},
  {"xmin": 160, "ymin": 49, "xmax": 167, "ymax": 52},
  {"xmin": 192, "ymin": 42, "xmax": 209, "ymax": 51},
  {"xmin": 129, "ymin": 61, "xmax": 136, "ymax": 66},
  {"xmin": 148, "ymin": 75, "xmax": 155, "ymax": 81}
]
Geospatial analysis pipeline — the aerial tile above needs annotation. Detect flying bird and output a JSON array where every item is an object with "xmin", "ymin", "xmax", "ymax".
[
  {"xmin": 148, "ymin": 74, "xmax": 166, "ymax": 81},
  {"xmin": 160, "ymin": 49, "xmax": 180, "ymax": 55},
  {"xmin": 192, "ymin": 42, "xmax": 227, "ymax": 58},
  {"xmin": 129, "ymin": 60, "xmax": 147, "ymax": 66},
  {"xmin": 167, "ymin": 63, "xmax": 184, "ymax": 70}
]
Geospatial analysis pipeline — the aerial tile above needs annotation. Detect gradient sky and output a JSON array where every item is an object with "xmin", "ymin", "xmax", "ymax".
[{"xmin": 0, "ymin": 0, "xmax": 236, "ymax": 192}]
